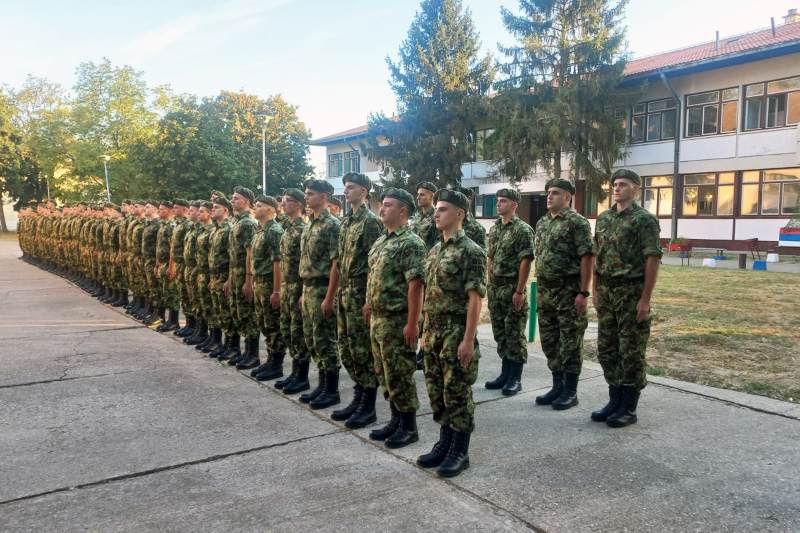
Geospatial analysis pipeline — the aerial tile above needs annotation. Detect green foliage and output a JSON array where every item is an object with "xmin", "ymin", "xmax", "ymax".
[
  {"xmin": 491, "ymin": 0, "xmax": 638, "ymax": 193},
  {"xmin": 362, "ymin": 0, "xmax": 495, "ymax": 192},
  {"xmin": 0, "ymin": 91, "xmax": 45, "ymax": 217}
]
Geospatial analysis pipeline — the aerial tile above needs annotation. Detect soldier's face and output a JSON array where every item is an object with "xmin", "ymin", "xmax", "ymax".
[
  {"xmin": 496, "ymin": 197, "xmax": 517, "ymax": 217},
  {"xmin": 434, "ymin": 201, "xmax": 463, "ymax": 232},
  {"xmin": 158, "ymin": 205, "xmax": 171, "ymax": 218},
  {"xmin": 417, "ymin": 189, "xmax": 433, "ymax": 208},
  {"xmin": 199, "ymin": 207, "xmax": 211, "ymax": 223},
  {"xmin": 612, "ymin": 179, "xmax": 637, "ymax": 204},
  {"xmin": 329, "ymin": 203, "xmax": 340, "ymax": 216},
  {"xmin": 379, "ymin": 198, "xmax": 403, "ymax": 227},
  {"xmin": 304, "ymin": 189, "xmax": 324, "ymax": 210},
  {"xmin": 232, "ymin": 193, "xmax": 250, "ymax": 213},
  {"xmin": 344, "ymin": 182, "xmax": 366, "ymax": 205},
  {"xmin": 282, "ymin": 196, "xmax": 302, "ymax": 217},
  {"xmin": 546, "ymin": 188, "xmax": 570, "ymax": 211}
]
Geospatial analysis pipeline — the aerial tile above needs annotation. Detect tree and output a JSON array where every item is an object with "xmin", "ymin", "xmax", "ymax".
[
  {"xmin": 490, "ymin": 0, "xmax": 636, "ymax": 193},
  {"xmin": 363, "ymin": 0, "xmax": 495, "ymax": 191}
]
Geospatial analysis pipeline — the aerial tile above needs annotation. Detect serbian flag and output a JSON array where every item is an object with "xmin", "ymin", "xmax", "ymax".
[{"xmin": 779, "ymin": 226, "xmax": 800, "ymax": 247}]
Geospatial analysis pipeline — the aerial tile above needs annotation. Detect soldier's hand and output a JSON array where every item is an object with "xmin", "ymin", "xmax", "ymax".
[
  {"xmin": 403, "ymin": 322, "xmax": 419, "ymax": 348},
  {"xmin": 242, "ymin": 279, "xmax": 253, "ymax": 302},
  {"xmin": 362, "ymin": 304, "xmax": 371, "ymax": 325},
  {"xmin": 270, "ymin": 291, "xmax": 280, "ymax": 309},
  {"xmin": 636, "ymin": 298, "xmax": 651, "ymax": 323},
  {"xmin": 223, "ymin": 279, "xmax": 231, "ymax": 297},
  {"xmin": 512, "ymin": 290, "xmax": 525, "ymax": 311},
  {"xmin": 457, "ymin": 338, "xmax": 475, "ymax": 369},
  {"xmin": 321, "ymin": 297, "xmax": 334, "ymax": 319},
  {"xmin": 575, "ymin": 294, "xmax": 588, "ymax": 315}
]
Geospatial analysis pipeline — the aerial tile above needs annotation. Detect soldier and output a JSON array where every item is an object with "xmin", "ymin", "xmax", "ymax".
[
  {"xmin": 592, "ymin": 169, "xmax": 662, "ymax": 428},
  {"xmin": 276, "ymin": 189, "xmax": 311, "ymax": 394},
  {"xmin": 141, "ymin": 200, "xmax": 162, "ymax": 325},
  {"xmin": 207, "ymin": 197, "xmax": 236, "ymax": 359},
  {"xmin": 126, "ymin": 201, "xmax": 148, "ymax": 320},
  {"xmin": 224, "ymin": 186, "xmax": 260, "ymax": 369},
  {"xmin": 456, "ymin": 186, "xmax": 487, "ymax": 250},
  {"xmin": 411, "ymin": 181, "xmax": 440, "ymax": 370},
  {"xmin": 329, "ymin": 196, "xmax": 343, "ymax": 218},
  {"xmin": 532, "ymin": 179, "xmax": 594, "ymax": 410},
  {"xmin": 331, "ymin": 172, "xmax": 383, "ymax": 427},
  {"xmin": 166, "ymin": 199, "xmax": 192, "ymax": 333},
  {"xmin": 155, "ymin": 201, "xmax": 179, "ymax": 332},
  {"xmin": 247, "ymin": 195, "xmax": 286, "ymax": 379},
  {"xmin": 365, "ymin": 188, "xmax": 425, "ymax": 448},
  {"xmin": 176, "ymin": 201, "xmax": 200, "ymax": 338},
  {"xmin": 484, "ymin": 188, "xmax": 535, "ymax": 396},
  {"xmin": 187, "ymin": 201, "xmax": 215, "ymax": 349},
  {"xmin": 297, "ymin": 179, "xmax": 341, "ymax": 409},
  {"xmin": 417, "ymin": 188, "xmax": 486, "ymax": 478}
]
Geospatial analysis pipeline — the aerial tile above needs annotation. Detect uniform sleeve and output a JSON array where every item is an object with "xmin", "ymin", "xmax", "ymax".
[
  {"xmin": 516, "ymin": 224, "xmax": 535, "ymax": 262},
  {"xmin": 639, "ymin": 214, "xmax": 663, "ymax": 258},
  {"xmin": 269, "ymin": 227, "xmax": 283, "ymax": 263},
  {"xmin": 241, "ymin": 220, "xmax": 257, "ymax": 249},
  {"xmin": 463, "ymin": 246, "xmax": 487, "ymax": 298},
  {"xmin": 573, "ymin": 217, "xmax": 594, "ymax": 258},
  {"xmin": 328, "ymin": 221, "xmax": 340, "ymax": 261},
  {"xmin": 401, "ymin": 239, "xmax": 426, "ymax": 283},
  {"xmin": 364, "ymin": 216, "xmax": 384, "ymax": 251},
  {"xmin": 486, "ymin": 226, "xmax": 496, "ymax": 260}
]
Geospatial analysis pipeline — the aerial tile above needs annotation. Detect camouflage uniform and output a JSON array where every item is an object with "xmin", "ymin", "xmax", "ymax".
[
  {"xmin": 367, "ymin": 225, "xmax": 426, "ymax": 412},
  {"xmin": 463, "ymin": 213, "xmax": 486, "ymax": 250},
  {"xmin": 194, "ymin": 223, "xmax": 214, "ymax": 325},
  {"xmin": 156, "ymin": 218, "xmax": 178, "ymax": 310},
  {"xmin": 141, "ymin": 218, "xmax": 160, "ymax": 306},
  {"xmin": 228, "ymin": 211, "xmax": 259, "ymax": 339},
  {"xmin": 182, "ymin": 220, "xmax": 200, "ymax": 320},
  {"xmin": 411, "ymin": 207, "xmax": 439, "ymax": 251},
  {"xmin": 170, "ymin": 215, "xmax": 192, "ymax": 315},
  {"xmin": 299, "ymin": 208, "xmax": 340, "ymax": 372},
  {"xmin": 594, "ymin": 203, "xmax": 662, "ymax": 390},
  {"xmin": 251, "ymin": 218, "xmax": 285, "ymax": 355},
  {"xmin": 423, "ymin": 229, "xmax": 487, "ymax": 434},
  {"xmin": 487, "ymin": 215, "xmax": 535, "ymax": 364},
  {"xmin": 534, "ymin": 208, "xmax": 594, "ymax": 374},
  {"xmin": 280, "ymin": 216, "xmax": 308, "ymax": 363},
  {"xmin": 209, "ymin": 219, "xmax": 233, "ymax": 335},
  {"xmin": 337, "ymin": 204, "xmax": 383, "ymax": 389}
]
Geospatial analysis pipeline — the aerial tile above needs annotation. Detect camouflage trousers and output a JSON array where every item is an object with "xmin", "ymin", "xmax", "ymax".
[
  {"xmin": 144, "ymin": 260, "xmax": 158, "ymax": 305},
  {"xmin": 157, "ymin": 264, "xmax": 179, "ymax": 310},
  {"xmin": 537, "ymin": 278, "xmax": 587, "ymax": 375},
  {"xmin": 254, "ymin": 277, "xmax": 285, "ymax": 355},
  {"xmin": 195, "ymin": 273, "xmax": 213, "ymax": 325},
  {"xmin": 596, "ymin": 279, "xmax": 650, "ymax": 390},
  {"xmin": 337, "ymin": 283, "xmax": 377, "ymax": 389},
  {"xmin": 182, "ymin": 265, "xmax": 196, "ymax": 317},
  {"xmin": 210, "ymin": 275, "xmax": 233, "ymax": 334},
  {"xmin": 229, "ymin": 267, "xmax": 259, "ymax": 339},
  {"xmin": 488, "ymin": 278, "xmax": 529, "ymax": 364},
  {"xmin": 301, "ymin": 282, "xmax": 339, "ymax": 372},
  {"xmin": 174, "ymin": 263, "xmax": 190, "ymax": 313},
  {"xmin": 280, "ymin": 281, "xmax": 308, "ymax": 362},
  {"xmin": 423, "ymin": 314, "xmax": 480, "ymax": 434},
  {"xmin": 371, "ymin": 313, "xmax": 419, "ymax": 413}
]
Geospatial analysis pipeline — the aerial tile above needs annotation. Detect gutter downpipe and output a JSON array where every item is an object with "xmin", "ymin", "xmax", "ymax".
[{"xmin": 659, "ymin": 71, "xmax": 681, "ymax": 241}]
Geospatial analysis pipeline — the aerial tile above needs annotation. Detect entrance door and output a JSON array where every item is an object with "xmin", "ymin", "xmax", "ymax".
[{"xmin": 528, "ymin": 193, "xmax": 548, "ymax": 228}]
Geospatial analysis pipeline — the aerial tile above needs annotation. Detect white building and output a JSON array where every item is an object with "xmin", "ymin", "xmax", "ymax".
[{"xmin": 310, "ymin": 11, "xmax": 800, "ymax": 254}]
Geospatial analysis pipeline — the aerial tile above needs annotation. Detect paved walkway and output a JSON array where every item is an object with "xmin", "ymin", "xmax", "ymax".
[{"xmin": 1, "ymin": 235, "xmax": 798, "ymax": 532}]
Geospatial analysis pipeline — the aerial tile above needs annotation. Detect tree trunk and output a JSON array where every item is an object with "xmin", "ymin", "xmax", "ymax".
[{"xmin": 0, "ymin": 199, "xmax": 8, "ymax": 233}]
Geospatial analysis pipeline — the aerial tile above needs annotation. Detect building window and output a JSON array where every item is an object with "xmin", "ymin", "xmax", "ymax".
[
  {"xmin": 642, "ymin": 176, "xmax": 673, "ymax": 217},
  {"xmin": 686, "ymin": 88, "xmax": 738, "ymax": 137},
  {"xmin": 476, "ymin": 194, "xmax": 496, "ymax": 218},
  {"xmin": 744, "ymin": 76, "xmax": 800, "ymax": 131},
  {"xmin": 584, "ymin": 184, "xmax": 612, "ymax": 216},
  {"xmin": 327, "ymin": 151, "xmax": 359, "ymax": 178},
  {"xmin": 471, "ymin": 129, "xmax": 495, "ymax": 161},
  {"xmin": 740, "ymin": 168, "xmax": 800, "ymax": 215},
  {"xmin": 630, "ymin": 99, "xmax": 676, "ymax": 143},
  {"xmin": 682, "ymin": 172, "xmax": 734, "ymax": 217}
]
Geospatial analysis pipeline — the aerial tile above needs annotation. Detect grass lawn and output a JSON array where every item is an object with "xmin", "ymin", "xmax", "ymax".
[{"xmin": 585, "ymin": 265, "xmax": 800, "ymax": 403}]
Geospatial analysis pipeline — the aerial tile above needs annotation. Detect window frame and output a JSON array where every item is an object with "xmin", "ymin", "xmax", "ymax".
[
  {"xmin": 738, "ymin": 168, "xmax": 800, "ymax": 216},
  {"xmin": 327, "ymin": 153, "xmax": 343, "ymax": 178},
  {"xmin": 742, "ymin": 75, "xmax": 800, "ymax": 131},
  {"xmin": 641, "ymin": 176, "xmax": 674, "ymax": 218},
  {"xmin": 685, "ymin": 87, "xmax": 739, "ymax": 138},
  {"xmin": 629, "ymin": 98, "xmax": 677, "ymax": 144},
  {"xmin": 681, "ymin": 172, "xmax": 736, "ymax": 218}
]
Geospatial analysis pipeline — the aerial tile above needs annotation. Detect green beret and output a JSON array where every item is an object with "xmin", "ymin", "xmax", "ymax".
[
  {"xmin": 283, "ymin": 188, "xmax": 305, "ymax": 204},
  {"xmin": 200, "ymin": 201, "xmax": 213, "ymax": 210},
  {"xmin": 103, "ymin": 202, "xmax": 116, "ymax": 209},
  {"xmin": 210, "ymin": 190, "xmax": 227, "ymax": 200},
  {"xmin": 303, "ymin": 178, "xmax": 334, "ymax": 196},
  {"xmin": 496, "ymin": 188, "xmax": 521, "ymax": 203},
  {"xmin": 121, "ymin": 199, "xmax": 132, "ymax": 205},
  {"xmin": 190, "ymin": 200, "xmax": 202, "ymax": 208},
  {"xmin": 342, "ymin": 172, "xmax": 371, "ymax": 191},
  {"xmin": 232, "ymin": 186, "xmax": 255, "ymax": 205},
  {"xmin": 545, "ymin": 178, "xmax": 575, "ymax": 195},
  {"xmin": 381, "ymin": 187, "xmax": 416, "ymax": 215},
  {"xmin": 433, "ymin": 188, "xmax": 469, "ymax": 213},
  {"xmin": 330, "ymin": 197, "xmax": 343, "ymax": 209},
  {"xmin": 173, "ymin": 198, "xmax": 190, "ymax": 208},
  {"xmin": 416, "ymin": 181, "xmax": 438, "ymax": 194},
  {"xmin": 256, "ymin": 195, "xmax": 279, "ymax": 210},
  {"xmin": 159, "ymin": 200, "xmax": 173, "ymax": 208},
  {"xmin": 612, "ymin": 169, "xmax": 641, "ymax": 185},
  {"xmin": 212, "ymin": 196, "xmax": 233, "ymax": 213},
  {"xmin": 456, "ymin": 186, "xmax": 474, "ymax": 199},
  {"xmin": 145, "ymin": 199, "xmax": 157, "ymax": 206}
]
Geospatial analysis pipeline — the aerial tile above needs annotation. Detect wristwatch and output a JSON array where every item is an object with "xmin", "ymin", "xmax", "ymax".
[{"xmin": 578, "ymin": 290, "xmax": 590, "ymax": 297}]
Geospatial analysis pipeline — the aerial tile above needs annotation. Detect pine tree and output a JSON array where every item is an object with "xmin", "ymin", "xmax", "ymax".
[{"xmin": 363, "ymin": 0, "xmax": 494, "ymax": 191}]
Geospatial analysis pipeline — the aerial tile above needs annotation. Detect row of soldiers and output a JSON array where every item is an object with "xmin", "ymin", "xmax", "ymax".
[{"xmin": 17, "ymin": 168, "xmax": 662, "ymax": 478}]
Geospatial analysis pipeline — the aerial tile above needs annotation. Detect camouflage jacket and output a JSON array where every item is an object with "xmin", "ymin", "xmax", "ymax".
[
  {"xmin": 228, "ymin": 211, "xmax": 258, "ymax": 270},
  {"xmin": 594, "ymin": 203, "xmax": 662, "ymax": 280},
  {"xmin": 183, "ymin": 223, "xmax": 199, "ymax": 270},
  {"xmin": 366, "ymin": 225, "xmax": 425, "ymax": 314},
  {"xmin": 129, "ymin": 219, "xmax": 145, "ymax": 258},
  {"xmin": 155, "ymin": 219, "xmax": 175, "ymax": 264},
  {"xmin": 141, "ymin": 218, "xmax": 160, "ymax": 262},
  {"xmin": 423, "ymin": 229, "xmax": 487, "ymax": 316},
  {"xmin": 194, "ymin": 223, "xmax": 213, "ymax": 276},
  {"xmin": 464, "ymin": 214, "xmax": 487, "ymax": 250},
  {"xmin": 299, "ymin": 209, "xmax": 340, "ymax": 280},
  {"xmin": 488, "ymin": 215, "xmax": 535, "ymax": 279},
  {"xmin": 534, "ymin": 208, "xmax": 594, "ymax": 282},
  {"xmin": 251, "ymin": 219, "xmax": 283, "ymax": 278},
  {"xmin": 337, "ymin": 203, "xmax": 383, "ymax": 285},
  {"xmin": 209, "ymin": 219, "xmax": 231, "ymax": 278},
  {"xmin": 170, "ymin": 216, "xmax": 192, "ymax": 264},
  {"xmin": 410, "ymin": 207, "xmax": 439, "ymax": 251},
  {"xmin": 280, "ymin": 216, "xmax": 305, "ymax": 285}
]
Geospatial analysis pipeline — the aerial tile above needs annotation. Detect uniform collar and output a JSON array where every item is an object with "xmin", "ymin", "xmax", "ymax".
[
  {"xmin": 548, "ymin": 207, "xmax": 570, "ymax": 219},
  {"xmin": 442, "ymin": 228, "xmax": 466, "ymax": 245}
]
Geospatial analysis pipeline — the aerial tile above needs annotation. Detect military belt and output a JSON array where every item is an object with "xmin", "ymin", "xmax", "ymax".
[
  {"xmin": 597, "ymin": 275, "xmax": 644, "ymax": 287},
  {"xmin": 343, "ymin": 275, "xmax": 367, "ymax": 287},
  {"xmin": 489, "ymin": 274, "xmax": 517, "ymax": 285},
  {"xmin": 303, "ymin": 277, "xmax": 330, "ymax": 287},
  {"xmin": 537, "ymin": 275, "xmax": 580, "ymax": 289}
]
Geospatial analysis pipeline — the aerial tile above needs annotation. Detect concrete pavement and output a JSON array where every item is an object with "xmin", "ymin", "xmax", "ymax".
[{"xmin": 1, "ymin": 235, "xmax": 798, "ymax": 532}]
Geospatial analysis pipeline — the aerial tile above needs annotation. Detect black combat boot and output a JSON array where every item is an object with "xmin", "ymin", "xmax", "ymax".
[
  {"xmin": 535, "ymin": 372, "xmax": 564, "ymax": 405},
  {"xmin": 209, "ymin": 333, "xmax": 231, "ymax": 358},
  {"xmin": 175, "ymin": 315, "xmax": 194, "ymax": 337},
  {"xmin": 250, "ymin": 355, "xmax": 272, "ymax": 377},
  {"xmin": 111, "ymin": 289, "xmax": 127, "ymax": 307},
  {"xmin": 199, "ymin": 326, "xmax": 218, "ymax": 351},
  {"xmin": 218, "ymin": 334, "xmax": 240, "ymax": 361},
  {"xmin": 501, "ymin": 361, "xmax": 523, "ymax": 396},
  {"xmin": 417, "ymin": 425, "xmax": 453, "ymax": 468},
  {"xmin": 606, "ymin": 386, "xmax": 640, "ymax": 428},
  {"xmin": 300, "ymin": 368, "xmax": 326, "ymax": 404},
  {"xmin": 436, "ymin": 431, "xmax": 471, "ymax": 478},
  {"xmin": 157, "ymin": 309, "xmax": 180, "ymax": 332},
  {"xmin": 203, "ymin": 328, "xmax": 223, "ymax": 354},
  {"xmin": 309, "ymin": 369, "xmax": 340, "ymax": 409},
  {"xmin": 590, "ymin": 385, "xmax": 623, "ymax": 422},
  {"xmin": 344, "ymin": 387, "xmax": 377, "ymax": 428},
  {"xmin": 552, "ymin": 372, "xmax": 580, "ymax": 410},
  {"xmin": 485, "ymin": 358, "xmax": 509, "ymax": 390},
  {"xmin": 275, "ymin": 358, "xmax": 297, "ymax": 389},
  {"xmin": 100, "ymin": 286, "xmax": 113, "ymax": 303},
  {"xmin": 385, "ymin": 410, "xmax": 418, "ymax": 449},
  {"xmin": 236, "ymin": 336, "xmax": 260, "ymax": 369},
  {"xmin": 255, "ymin": 352, "xmax": 284, "ymax": 381},
  {"xmin": 184, "ymin": 320, "xmax": 204, "ymax": 344},
  {"xmin": 332, "ymin": 385, "xmax": 363, "ymax": 421},
  {"xmin": 370, "ymin": 403, "xmax": 401, "ymax": 441},
  {"xmin": 283, "ymin": 360, "xmax": 310, "ymax": 394}
]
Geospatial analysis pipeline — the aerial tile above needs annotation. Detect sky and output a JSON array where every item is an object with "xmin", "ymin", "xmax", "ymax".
[{"xmin": 2, "ymin": 0, "xmax": 798, "ymax": 174}]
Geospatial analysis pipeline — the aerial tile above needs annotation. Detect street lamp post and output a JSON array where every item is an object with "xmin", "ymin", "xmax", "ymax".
[
  {"xmin": 255, "ymin": 114, "xmax": 273, "ymax": 193},
  {"xmin": 99, "ymin": 155, "xmax": 111, "ymax": 202}
]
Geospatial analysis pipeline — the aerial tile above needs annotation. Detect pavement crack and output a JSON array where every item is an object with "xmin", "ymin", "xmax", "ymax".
[
  {"xmin": 0, "ymin": 326, "xmax": 141, "ymax": 342},
  {"xmin": 0, "ymin": 370, "xmax": 139, "ymax": 390}
]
